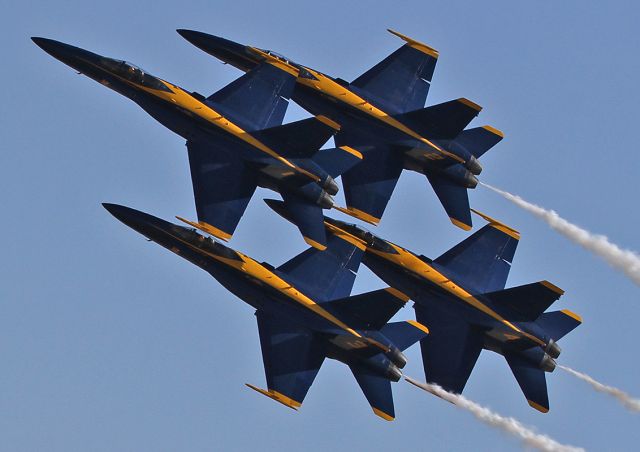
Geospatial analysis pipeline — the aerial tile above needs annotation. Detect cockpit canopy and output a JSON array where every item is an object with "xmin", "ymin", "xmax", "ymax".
[
  {"xmin": 258, "ymin": 49, "xmax": 318, "ymax": 80},
  {"xmin": 98, "ymin": 57, "xmax": 171, "ymax": 92}
]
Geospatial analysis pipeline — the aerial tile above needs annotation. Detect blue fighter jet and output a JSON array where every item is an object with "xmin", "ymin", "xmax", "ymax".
[
  {"xmin": 33, "ymin": 37, "xmax": 363, "ymax": 249},
  {"xmin": 104, "ymin": 203, "xmax": 429, "ymax": 420},
  {"xmin": 178, "ymin": 29, "xmax": 504, "ymax": 230},
  {"xmin": 268, "ymin": 200, "xmax": 582, "ymax": 412}
]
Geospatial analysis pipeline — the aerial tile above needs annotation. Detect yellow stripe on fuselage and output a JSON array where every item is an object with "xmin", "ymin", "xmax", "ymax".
[
  {"xmin": 165, "ymin": 227, "xmax": 362, "ymax": 338},
  {"xmin": 297, "ymin": 68, "xmax": 464, "ymax": 163},
  {"xmin": 102, "ymin": 65, "xmax": 319, "ymax": 182},
  {"xmin": 366, "ymin": 242, "xmax": 545, "ymax": 346}
]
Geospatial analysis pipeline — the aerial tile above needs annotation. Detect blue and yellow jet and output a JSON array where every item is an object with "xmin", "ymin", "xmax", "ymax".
[
  {"xmin": 103, "ymin": 203, "xmax": 429, "ymax": 420},
  {"xmin": 178, "ymin": 29, "xmax": 504, "ymax": 230},
  {"xmin": 268, "ymin": 201, "xmax": 582, "ymax": 412},
  {"xmin": 32, "ymin": 37, "xmax": 364, "ymax": 249}
]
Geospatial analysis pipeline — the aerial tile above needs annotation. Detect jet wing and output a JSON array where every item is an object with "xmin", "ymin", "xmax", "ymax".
[
  {"xmin": 338, "ymin": 143, "xmax": 404, "ymax": 225},
  {"xmin": 350, "ymin": 29, "xmax": 439, "ymax": 114},
  {"xmin": 186, "ymin": 140, "xmax": 257, "ymax": 240},
  {"xmin": 281, "ymin": 192, "xmax": 328, "ymax": 251},
  {"xmin": 505, "ymin": 352, "xmax": 550, "ymax": 413},
  {"xmin": 426, "ymin": 172, "xmax": 473, "ymax": 231},
  {"xmin": 247, "ymin": 311, "xmax": 325, "ymax": 409},
  {"xmin": 206, "ymin": 61, "xmax": 296, "ymax": 131},
  {"xmin": 414, "ymin": 303, "xmax": 484, "ymax": 394},
  {"xmin": 350, "ymin": 363, "xmax": 395, "ymax": 421}
]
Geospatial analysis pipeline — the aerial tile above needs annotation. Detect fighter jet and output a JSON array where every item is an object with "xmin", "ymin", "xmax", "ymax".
[
  {"xmin": 178, "ymin": 29, "xmax": 504, "ymax": 230},
  {"xmin": 103, "ymin": 203, "xmax": 429, "ymax": 420},
  {"xmin": 32, "ymin": 37, "xmax": 363, "ymax": 250},
  {"xmin": 268, "ymin": 200, "xmax": 582, "ymax": 412}
]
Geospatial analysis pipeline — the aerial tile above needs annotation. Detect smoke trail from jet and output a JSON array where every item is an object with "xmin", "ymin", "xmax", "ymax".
[
  {"xmin": 404, "ymin": 376, "xmax": 584, "ymax": 452},
  {"xmin": 559, "ymin": 365, "xmax": 640, "ymax": 412},
  {"xmin": 481, "ymin": 183, "xmax": 640, "ymax": 287}
]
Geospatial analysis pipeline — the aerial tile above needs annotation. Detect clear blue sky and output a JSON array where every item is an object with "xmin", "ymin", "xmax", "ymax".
[{"xmin": 3, "ymin": 1, "xmax": 640, "ymax": 450}]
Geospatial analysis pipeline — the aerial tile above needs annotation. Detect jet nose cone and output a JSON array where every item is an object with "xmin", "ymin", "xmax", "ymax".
[
  {"xmin": 103, "ymin": 203, "xmax": 138, "ymax": 224},
  {"xmin": 177, "ymin": 29, "xmax": 225, "ymax": 48},
  {"xmin": 32, "ymin": 37, "xmax": 67, "ymax": 56},
  {"xmin": 32, "ymin": 37, "xmax": 98, "ymax": 69},
  {"xmin": 177, "ymin": 29, "xmax": 249, "ymax": 63}
]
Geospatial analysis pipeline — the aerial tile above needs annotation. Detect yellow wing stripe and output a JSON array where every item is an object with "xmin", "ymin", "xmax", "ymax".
[
  {"xmin": 482, "ymin": 125, "xmax": 505, "ymax": 138},
  {"xmin": 334, "ymin": 205, "xmax": 380, "ymax": 225},
  {"xmin": 338, "ymin": 145, "xmax": 363, "ymax": 160},
  {"xmin": 560, "ymin": 309, "xmax": 583, "ymax": 323},
  {"xmin": 528, "ymin": 400, "xmax": 549, "ymax": 413},
  {"xmin": 386, "ymin": 29, "xmax": 439, "ymax": 59},
  {"xmin": 372, "ymin": 407, "xmax": 395, "ymax": 421},
  {"xmin": 407, "ymin": 320, "xmax": 430, "ymax": 335},
  {"xmin": 385, "ymin": 287, "xmax": 410, "ymax": 303},
  {"xmin": 540, "ymin": 280, "xmax": 564, "ymax": 296},
  {"xmin": 316, "ymin": 115, "xmax": 341, "ymax": 131},
  {"xmin": 450, "ymin": 217, "xmax": 473, "ymax": 231},
  {"xmin": 245, "ymin": 384, "xmax": 302, "ymax": 410},
  {"xmin": 470, "ymin": 209, "xmax": 520, "ymax": 240}
]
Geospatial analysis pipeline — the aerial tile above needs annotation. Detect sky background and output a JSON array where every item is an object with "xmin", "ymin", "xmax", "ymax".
[{"xmin": 3, "ymin": 1, "xmax": 640, "ymax": 451}]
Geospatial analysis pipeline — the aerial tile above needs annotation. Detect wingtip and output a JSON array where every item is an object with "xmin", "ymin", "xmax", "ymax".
[
  {"xmin": 386, "ymin": 29, "xmax": 439, "ymax": 58},
  {"xmin": 372, "ymin": 407, "xmax": 395, "ymax": 421},
  {"xmin": 528, "ymin": 400, "xmax": 549, "ymax": 413},
  {"xmin": 470, "ymin": 209, "xmax": 520, "ymax": 239},
  {"xmin": 450, "ymin": 217, "xmax": 473, "ymax": 231}
]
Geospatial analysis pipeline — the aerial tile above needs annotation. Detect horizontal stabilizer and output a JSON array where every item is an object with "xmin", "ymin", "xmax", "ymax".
[
  {"xmin": 449, "ymin": 126, "xmax": 504, "ymax": 159},
  {"xmin": 536, "ymin": 310, "xmax": 582, "ymax": 341},
  {"xmin": 426, "ymin": 172, "xmax": 472, "ymax": 230},
  {"xmin": 350, "ymin": 364, "xmax": 395, "ymax": 421},
  {"xmin": 340, "ymin": 144, "xmax": 404, "ymax": 224},
  {"xmin": 505, "ymin": 352, "xmax": 550, "ymax": 413},
  {"xmin": 312, "ymin": 146, "xmax": 363, "ymax": 178},
  {"xmin": 415, "ymin": 303, "xmax": 484, "ymax": 394},
  {"xmin": 252, "ymin": 117, "xmax": 338, "ymax": 159},
  {"xmin": 434, "ymin": 212, "xmax": 520, "ymax": 293},
  {"xmin": 281, "ymin": 192, "xmax": 328, "ymax": 250},
  {"xmin": 206, "ymin": 62, "xmax": 296, "ymax": 131},
  {"xmin": 186, "ymin": 140, "xmax": 257, "ymax": 240},
  {"xmin": 254, "ymin": 311, "xmax": 325, "ymax": 409},
  {"xmin": 380, "ymin": 320, "xmax": 429, "ymax": 352},
  {"xmin": 483, "ymin": 281, "xmax": 564, "ymax": 322},
  {"xmin": 394, "ymin": 98, "xmax": 481, "ymax": 140},
  {"xmin": 325, "ymin": 287, "xmax": 409, "ymax": 330},
  {"xmin": 350, "ymin": 29, "xmax": 438, "ymax": 114},
  {"xmin": 276, "ymin": 226, "xmax": 365, "ymax": 302}
]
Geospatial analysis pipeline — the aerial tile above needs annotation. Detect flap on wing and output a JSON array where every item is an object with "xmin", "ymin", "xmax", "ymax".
[
  {"xmin": 482, "ymin": 281, "xmax": 564, "ymax": 322},
  {"xmin": 351, "ymin": 30, "xmax": 438, "ymax": 114},
  {"xmin": 186, "ymin": 140, "xmax": 257, "ymax": 240},
  {"xmin": 253, "ymin": 311, "xmax": 325, "ymax": 409},
  {"xmin": 414, "ymin": 304, "xmax": 484, "ymax": 394},
  {"xmin": 206, "ymin": 61, "xmax": 296, "ymax": 131}
]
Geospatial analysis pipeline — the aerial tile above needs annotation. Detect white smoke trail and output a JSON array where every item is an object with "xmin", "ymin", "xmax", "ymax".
[
  {"xmin": 559, "ymin": 365, "xmax": 640, "ymax": 412},
  {"xmin": 481, "ymin": 183, "xmax": 640, "ymax": 287},
  {"xmin": 405, "ymin": 376, "xmax": 584, "ymax": 452}
]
